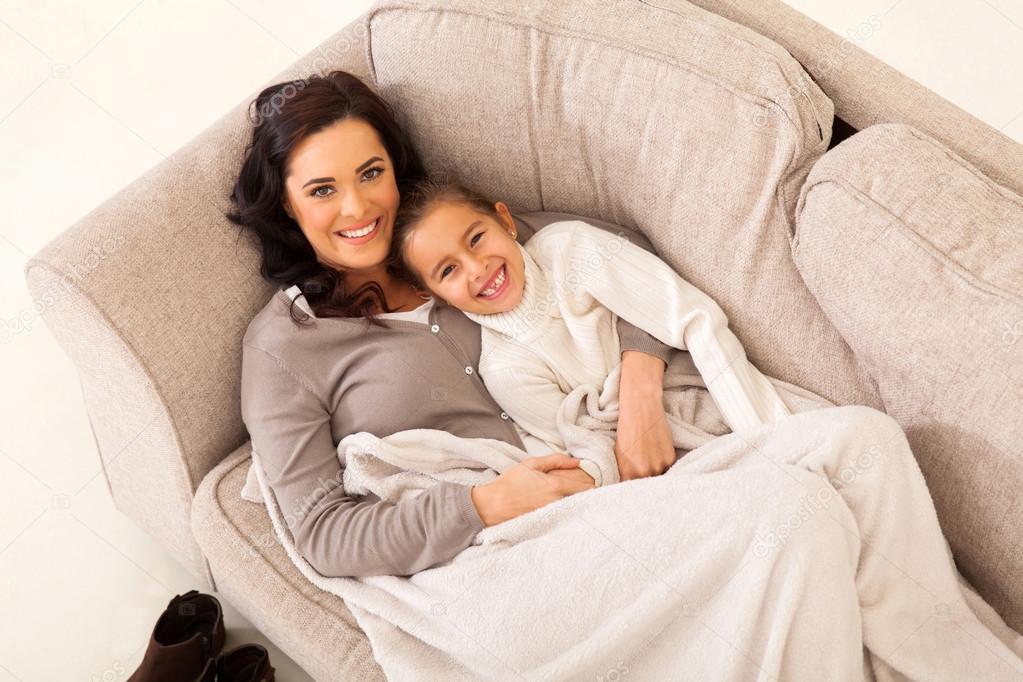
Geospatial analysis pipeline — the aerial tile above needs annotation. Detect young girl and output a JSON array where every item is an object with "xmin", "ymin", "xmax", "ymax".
[{"xmin": 392, "ymin": 179, "xmax": 792, "ymax": 469}]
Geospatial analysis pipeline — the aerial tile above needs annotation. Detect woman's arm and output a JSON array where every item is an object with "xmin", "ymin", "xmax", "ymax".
[
  {"xmin": 241, "ymin": 345, "xmax": 484, "ymax": 577},
  {"xmin": 538, "ymin": 220, "xmax": 791, "ymax": 433}
]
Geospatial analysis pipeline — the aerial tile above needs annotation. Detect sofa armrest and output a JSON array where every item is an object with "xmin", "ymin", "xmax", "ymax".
[
  {"xmin": 25, "ymin": 261, "xmax": 220, "ymax": 588},
  {"xmin": 23, "ymin": 15, "xmax": 373, "ymax": 587}
]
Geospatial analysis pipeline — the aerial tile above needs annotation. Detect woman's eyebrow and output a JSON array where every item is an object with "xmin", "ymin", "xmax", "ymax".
[
  {"xmin": 429, "ymin": 220, "xmax": 482, "ymax": 280},
  {"xmin": 300, "ymin": 157, "xmax": 383, "ymax": 189},
  {"xmin": 355, "ymin": 156, "xmax": 383, "ymax": 173}
]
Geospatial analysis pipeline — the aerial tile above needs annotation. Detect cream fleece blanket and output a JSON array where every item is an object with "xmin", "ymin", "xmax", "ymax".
[
  {"xmin": 244, "ymin": 360, "xmax": 1023, "ymax": 680},
  {"xmin": 332, "ymin": 352, "xmax": 825, "ymax": 499}
]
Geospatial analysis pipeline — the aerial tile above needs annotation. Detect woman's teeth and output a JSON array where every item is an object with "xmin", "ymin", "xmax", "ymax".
[
  {"xmin": 338, "ymin": 219, "xmax": 378, "ymax": 238},
  {"xmin": 478, "ymin": 265, "xmax": 507, "ymax": 298}
]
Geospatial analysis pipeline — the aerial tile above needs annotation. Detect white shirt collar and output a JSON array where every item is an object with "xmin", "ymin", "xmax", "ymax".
[{"xmin": 283, "ymin": 284, "xmax": 315, "ymax": 316}]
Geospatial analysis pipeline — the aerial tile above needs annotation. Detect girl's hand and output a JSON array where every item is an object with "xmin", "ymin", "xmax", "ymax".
[
  {"xmin": 616, "ymin": 350, "xmax": 677, "ymax": 481},
  {"xmin": 470, "ymin": 453, "xmax": 593, "ymax": 527}
]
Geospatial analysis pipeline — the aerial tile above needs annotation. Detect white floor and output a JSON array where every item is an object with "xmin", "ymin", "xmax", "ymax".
[{"xmin": 0, "ymin": 1, "xmax": 1020, "ymax": 680}]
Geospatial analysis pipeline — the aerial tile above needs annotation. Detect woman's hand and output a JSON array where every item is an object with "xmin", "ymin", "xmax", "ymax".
[
  {"xmin": 615, "ymin": 350, "xmax": 676, "ymax": 481},
  {"xmin": 547, "ymin": 465, "xmax": 597, "ymax": 487},
  {"xmin": 470, "ymin": 453, "xmax": 594, "ymax": 527}
]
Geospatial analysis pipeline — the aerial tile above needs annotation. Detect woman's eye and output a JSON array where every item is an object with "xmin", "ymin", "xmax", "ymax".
[
  {"xmin": 362, "ymin": 167, "xmax": 384, "ymax": 181},
  {"xmin": 440, "ymin": 264, "xmax": 454, "ymax": 279},
  {"xmin": 310, "ymin": 186, "xmax": 333, "ymax": 198},
  {"xmin": 470, "ymin": 231, "xmax": 483, "ymax": 246}
]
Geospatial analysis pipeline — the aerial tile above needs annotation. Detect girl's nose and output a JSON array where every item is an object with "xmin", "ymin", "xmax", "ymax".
[{"xmin": 467, "ymin": 254, "xmax": 488, "ymax": 280}]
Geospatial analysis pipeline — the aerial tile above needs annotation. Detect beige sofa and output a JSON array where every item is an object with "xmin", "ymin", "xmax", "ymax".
[{"xmin": 25, "ymin": 0, "xmax": 1023, "ymax": 679}]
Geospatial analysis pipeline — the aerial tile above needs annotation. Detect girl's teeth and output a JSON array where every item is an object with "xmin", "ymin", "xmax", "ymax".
[
  {"xmin": 480, "ymin": 266, "xmax": 506, "ymax": 297},
  {"xmin": 340, "ymin": 219, "xmax": 377, "ymax": 238}
]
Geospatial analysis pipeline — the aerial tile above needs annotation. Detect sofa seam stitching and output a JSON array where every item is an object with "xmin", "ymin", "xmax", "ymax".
[{"xmin": 799, "ymin": 175, "xmax": 1023, "ymax": 305}]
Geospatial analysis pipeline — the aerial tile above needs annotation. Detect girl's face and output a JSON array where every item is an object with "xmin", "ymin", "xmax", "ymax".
[
  {"xmin": 404, "ymin": 201, "xmax": 526, "ymax": 315},
  {"xmin": 281, "ymin": 117, "xmax": 400, "ymax": 273}
]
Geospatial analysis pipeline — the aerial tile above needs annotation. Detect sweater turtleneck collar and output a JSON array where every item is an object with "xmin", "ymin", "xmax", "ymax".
[{"xmin": 462, "ymin": 241, "xmax": 558, "ymax": 343}]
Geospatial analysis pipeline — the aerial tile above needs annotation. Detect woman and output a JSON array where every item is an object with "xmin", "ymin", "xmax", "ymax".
[
  {"xmin": 228, "ymin": 70, "xmax": 679, "ymax": 578},
  {"xmin": 228, "ymin": 71, "xmax": 1023, "ymax": 679}
]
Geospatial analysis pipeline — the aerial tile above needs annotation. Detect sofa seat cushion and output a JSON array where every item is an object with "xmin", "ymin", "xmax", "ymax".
[
  {"xmin": 793, "ymin": 122, "xmax": 1023, "ymax": 632},
  {"xmin": 191, "ymin": 443, "xmax": 386, "ymax": 681}
]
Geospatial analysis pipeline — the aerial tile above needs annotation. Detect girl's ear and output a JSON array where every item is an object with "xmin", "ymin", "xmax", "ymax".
[
  {"xmin": 494, "ymin": 201, "xmax": 516, "ymax": 238},
  {"xmin": 282, "ymin": 196, "xmax": 295, "ymax": 219}
]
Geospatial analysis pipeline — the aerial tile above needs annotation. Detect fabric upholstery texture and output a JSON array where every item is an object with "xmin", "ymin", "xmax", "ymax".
[{"xmin": 793, "ymin": 122, "xmax": 1023, "ymax": 630}]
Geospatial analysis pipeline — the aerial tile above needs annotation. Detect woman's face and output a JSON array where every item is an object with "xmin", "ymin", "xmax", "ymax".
[
  {"xmin": 282, "ymin": 117, "xmax": 400, "ymax": 273},
  {"xmin": 404, "ymin": 201, "xmax": 526, "ymax": 315}
]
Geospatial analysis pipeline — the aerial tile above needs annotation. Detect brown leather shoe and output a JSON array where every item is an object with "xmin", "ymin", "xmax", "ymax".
[
  {"xmin": 215, "ymin": 643, "xmax": 275, "ymax": 682},
  {"xmin": 127, "ymin": 589, "xmax": 226, "ymax": 682}
]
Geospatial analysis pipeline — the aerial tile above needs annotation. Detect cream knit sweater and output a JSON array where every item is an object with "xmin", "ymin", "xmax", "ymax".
[{"xmin": 463, "ymin": 220, "xmax": 791, "ymax": 452}]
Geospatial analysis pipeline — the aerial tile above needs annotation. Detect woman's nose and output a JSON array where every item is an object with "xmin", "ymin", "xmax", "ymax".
[{"xmin": 339, "ymin": 188, "xmax": 368, "ymax": 219}]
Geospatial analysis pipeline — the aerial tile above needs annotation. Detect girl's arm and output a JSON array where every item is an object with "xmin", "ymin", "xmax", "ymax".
[
  {"xmin": 479, "ymin": 339, "xmax": 610, "ymax": 485},
  {"xmin": 478, "ymin": 338, "xmax": 568, "ymax": 452},
  {"xmin": 616, "ymin": 349, "xmax": 677, "ymax": 480},
  {"xmin": 517, "ymin": 210, "xmax": 676, "ymax": 369},
  {"xmin": 537, "ymin": 220, "xmax": 791, "ymax": 433},
  {"xmin": 482, "ymin": 334, "xmax": 672, "ymax": 486}
]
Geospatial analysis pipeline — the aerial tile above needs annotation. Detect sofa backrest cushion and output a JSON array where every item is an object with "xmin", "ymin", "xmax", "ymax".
[{"xmin": 366, "ymin": 0, "xmax": 881, "ymax": 408}]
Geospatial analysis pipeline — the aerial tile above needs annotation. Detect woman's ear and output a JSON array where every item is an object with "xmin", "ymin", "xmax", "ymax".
[
  {"xmin": 282, "ymin": 196, "xmax": 295, "ymax": 220},
  {"xmin": 494, "ymin": 201, "xmax": 516, "ymax": 238}
]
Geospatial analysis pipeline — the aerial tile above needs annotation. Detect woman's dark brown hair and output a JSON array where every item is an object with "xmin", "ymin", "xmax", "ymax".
[
  {"xmin": 391, "ymin": 177, "xmax": 501, "ymax": 290},
  {"xmin": 227, "ymin": 70, "xmax": 427, "ymax": 325}
]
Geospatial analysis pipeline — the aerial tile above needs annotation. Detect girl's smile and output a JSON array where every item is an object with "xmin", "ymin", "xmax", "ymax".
[{"xmin": 476, "ymin": 264, "xmax": 510, "ymax": 300}]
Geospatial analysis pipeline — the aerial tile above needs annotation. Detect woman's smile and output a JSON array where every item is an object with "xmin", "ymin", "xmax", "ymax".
[{"xmin": 334, "ymin": 216, "xmax": 382, "ymax": 244}]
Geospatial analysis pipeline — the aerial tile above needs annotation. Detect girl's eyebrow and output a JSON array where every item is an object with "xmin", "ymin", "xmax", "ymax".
[{"xmin": 429, "ymin": 219, "xmax": 482, "ymax": 281}]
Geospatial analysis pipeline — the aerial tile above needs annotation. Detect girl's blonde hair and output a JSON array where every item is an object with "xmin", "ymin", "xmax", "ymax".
[{"xmin": 390, "ymin": 177, "xmax": 502, "ymax": 289}]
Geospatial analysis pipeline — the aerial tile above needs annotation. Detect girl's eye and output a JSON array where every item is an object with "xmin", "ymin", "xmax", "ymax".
[
  {"xmin": 470, "ymin": 231, "xmax": 483, "ymax": 246},
  {"xmin": 310, "ymin": 186, "xmax": 333, "ymax": 198},
  {"xmin": 362, "ymin": 167, "xmax": 384, "ymax": 181},
  {"xmin": 440, "ymin": 264, "xmax": 454, "ymax": 279}
]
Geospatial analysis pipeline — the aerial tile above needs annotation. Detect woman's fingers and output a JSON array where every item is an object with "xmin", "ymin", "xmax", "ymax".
[
  {"xmin": 524, "ymin": 453, "xmax": 581, "ymax": 472},
  {"xmin": 548, "ymin": 468, "xmax": 597, "ymax": 493}
]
